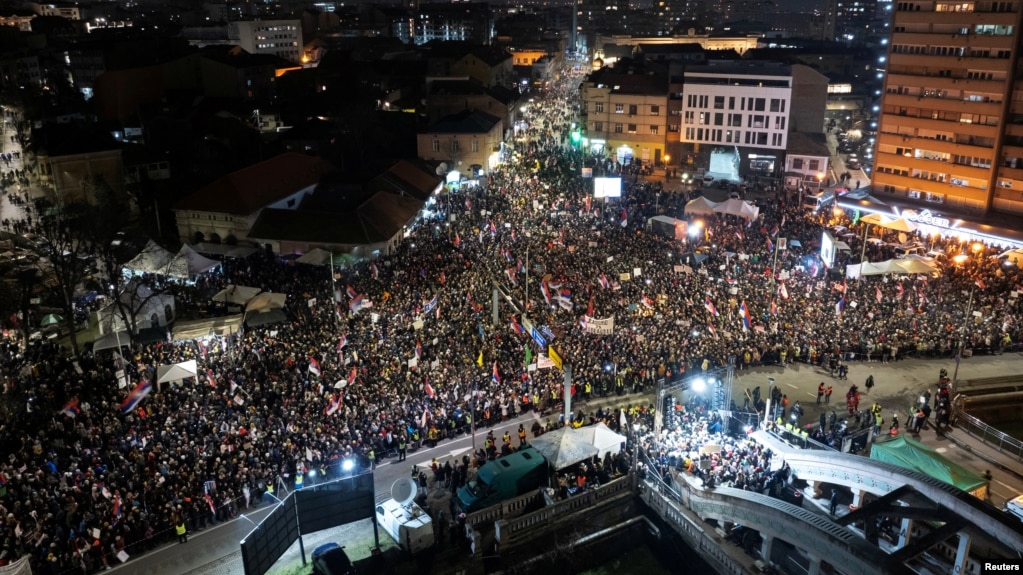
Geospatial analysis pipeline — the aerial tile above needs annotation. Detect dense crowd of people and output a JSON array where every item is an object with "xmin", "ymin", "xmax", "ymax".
[{"xmin": 2, "ymin": 60, "xmax": 1023, "ymax": 575}]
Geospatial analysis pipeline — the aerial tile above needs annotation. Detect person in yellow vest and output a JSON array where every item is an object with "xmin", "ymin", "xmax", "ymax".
[
  {"xmin": 517, "ymin": 424, "xmax": 527, "ymax": 446},
  {"xmin": 176, "ymin": 521, "xmax": 188, "ymax": 544},
  {"xmin": 294, "ymin": 472, "xmax": 304, "ymax": 490}
]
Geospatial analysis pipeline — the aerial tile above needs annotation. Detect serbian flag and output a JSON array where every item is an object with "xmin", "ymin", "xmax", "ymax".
[
  {"xmin": 770, "ymin": 299, "xmax": 778, "ymax": 316},
  {"xmin": 620, "ymin": 207, "xmax": 628, "ymax": 227},
  {"xmin": 766, "ymin": 237, "xmax": 774, "ymax": 252},
  {"xmin": 703, "ymin": 296, "xmax": 719, "ymax": 316},
  {"xmin": 540, "ymin": 282, "xmax": 552, "ymax": 305},
  {"xmin": 325, "ymin": 395, "xmax": 341, "ymax": 415},
  {"xmin": 346, "ymin": 286, "xmax": 358, "ymax": 299},
  {"xmin": 348, "ymin": 366, "xmax": 358, "ymax": 383},
  {"xmin": 308, "ymin": 357, "xmax": 321, "ymax": 377},
  {"xmin": 60, "ymin": 398, "xmax": 80, "ymax": 418},
  {"xmin": 836, "ymin": 297, "xmax": 846, "ymax": 317},
  {"xmin": 975, "ymin": 279, "xmax": 987, "ymax": 289},
  {"xmin": 506, "ymin": 267, "xmax": 519, "ymax": 286},
  {"xmin": 206, "ymin": 369, "xmax": 217, "ymax": 388},
  {"xmin": 598, "ymin": 274, "xmax": 610, "ymax": 289},
  {"xmin": 120, "ymin": 380, "xmax": 153, "ymax": 414},
  {"xmin": 875, "ymin": 286, "xmax": 883, "ymax": 303},
  {"xmin": 205, "ymin": 493, "xmax": 216, "ymax": 514},
  {"xmin": 113, "ymin": 494, "xmax": 122, "ymax": 517},
  {"xmin": 510, "ymin": 317, "xmax": 525, "ymax": 334},
  {"xmin": 453, "ymin": 233, "xmax": 461, "ymax": 248},
  {"xmin": 587, "ymin": 294, "xmax": 595, "ymax": 316},
  {"xmin": 415, "ymin": 340, "xmax": 422, "ymax": 360},
  {"xmin": 489, "ymin": 220, "xmax": 498, "ymax": 236},
  {"xmin": 424, "ymin": 380, "xmax": 436, "ymax": 399},
  {"xmin": 492, "ymin": 361, "xmax": 501, "ymax": 384},
  {"xmin": 424, "ymin": 293, "xmax": 439, "ymax": 314},
  {"xmin": 640, "ymin": 295, "xmax": 655, "ymax": 308},
  {"xmin": 338, "ymin": 334, "xmax": 348, "ymax": 350},
  {"xmin": 779, "ymin": 283, "xmax": 789, "ymax": 300},
  {"xmin": 896, "ymin": 282, "xmax": 905, "ymax": 300},
  {"xmin": 809, "ymin": 261, "xmax": 819, "ymax": 277},
  {"xmin": 739, "ymin": 301, "xmax": 752, "ymax": 331}
]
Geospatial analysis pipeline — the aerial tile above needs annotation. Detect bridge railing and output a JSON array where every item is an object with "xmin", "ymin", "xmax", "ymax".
[{"xmin": 953, "ymin": 407, "xmax": 1023, "ymax": 461}]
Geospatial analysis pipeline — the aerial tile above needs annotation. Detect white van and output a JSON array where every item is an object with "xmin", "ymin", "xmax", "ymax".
[
  {"xmin": 803, "ymin": 192, "xmax": 834, "ymax": 212},
  {"xmin": 894, "ymin": 244, "xmax": 924, "ymax": 259},
  {"xmin": 376, "ymin": 497, "xmax": 435, "ymax": 553},
  {"xmin": 1005, "ymin": 494, "xmax": 1023, "ymax": 522}
]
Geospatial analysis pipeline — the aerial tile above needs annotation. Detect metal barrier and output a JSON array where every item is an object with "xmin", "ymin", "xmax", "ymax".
[
  {"xmin": 953, "ymin": 408, "xmax": 1023, "ymax": 461},
  {"xmin": 464, "ymin": 488, "xmax": 543, "ymax": 529}
]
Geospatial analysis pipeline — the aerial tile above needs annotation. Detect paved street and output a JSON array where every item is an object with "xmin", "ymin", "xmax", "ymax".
[{"xmin": 95, "ymin": 351, "xmax": 1023, "ymax": 575}]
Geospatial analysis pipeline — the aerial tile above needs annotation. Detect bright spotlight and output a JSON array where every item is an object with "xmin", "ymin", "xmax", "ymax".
[
  {"xmin": 693, "ymin": 378, "xmax": 706, "ymax": 392},
  {"xmin": 342, "ymin": 459, "xmax": 355, "ymax": 471},
  {"xmin": 308, "ymin": 469, "xmax": 317, "ymax": 478}
]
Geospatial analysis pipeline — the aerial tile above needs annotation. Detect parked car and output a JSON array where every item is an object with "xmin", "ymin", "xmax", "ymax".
[
  {"xmin": 312, "ymin": 543, "xmax": 356, "ymax": 575},
  {"xmin": 702, "ymin": 175, "xmax": 715, "ymax": 186}
]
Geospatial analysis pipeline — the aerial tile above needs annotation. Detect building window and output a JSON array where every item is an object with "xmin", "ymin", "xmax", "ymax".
[
  {"xmin": 471, "ymin": 139, "xmax": 479, "ymax": 152},
  {"xmin": 770, "ymin": 99, "xmax": 785, "ymax": 113},
  {"xmin": 650, "ymin": 105, "xmax": 660, "ymax": 116},
  {"xmin": 595, "ymin": 102, "xmax": 604, "ymax": 113},
  {"xmin": 714, "ymin": 96, "xmax": 725, "ymax": 109},
  {"xmin": 627, "ymin": 124, "xmax": 637, "ymax": 133},
  {"xmin": 452, "ymin": 140, "xmax": 459, "ymax": 152},
  {"xmin": 808, "ymin": 160, "xmax": 820, "ymax": 171},
  {"xmin": 614, "ymin": 123, "xmax": 623, "ymax": 133},
  {"xmin": 792, "ymin": 158, "xmax": 804, "ymax": 169},
  {"xmin": 615, "ymin": 104, "xmax": 624, "ymax": 114},
  {"xmin": 628, "ymin": 105, "xmax": 638, "ymax": 115},
  {"xmin": 432, "ymin": 139, "xmax": 440, "ymax": 152},
  {"xmin": 714, "ymin": 113, "xmax": 723, "ymax": 126},
  {"xmin": 650, "ymin": 125, "xmax": 659, "ymax": 135},
  {"xmin": 594, "ymin": 121, "xmax": 603, "ymax": 132},
  {"xmin": 684, "ymin": 111, "xmax": 694, "ymax": 124}
]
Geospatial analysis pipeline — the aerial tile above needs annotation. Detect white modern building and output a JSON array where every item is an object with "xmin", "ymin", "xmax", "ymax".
[
  {"xmin": 227, "ymin": 20, "xmax": 303, "ymax": 64},
  {"xmin": 681, "ymin": 61, "xmax": 827, "ymax": 179}
]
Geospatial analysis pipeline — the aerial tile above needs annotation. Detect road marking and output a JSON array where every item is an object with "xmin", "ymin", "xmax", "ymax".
[
  {"xmin": 996, "ymin": 480, "xmax": 1015, "ymax": 492},
  {"xmin": 786, "ymin": 383, "xmax": 799, "ymax": 389}
]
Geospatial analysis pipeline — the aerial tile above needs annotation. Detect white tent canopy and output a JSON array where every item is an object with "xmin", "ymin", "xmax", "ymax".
[
  {"xmin": 528, "ymin": 427, "xmax": 599, "ymax": 470},
  {"xmin": 124, "ymin": 240, "xmax": 175, "ymax": 275},
  {"xmin": 573, "ymin": 422, "xmax": 626, "ymax": 459},
  {"xmin": 245, "ymin": 292, "xmax": 287, "ymax": 312},
  {"xmin": 683, "ymin": 196, "xmax": 720, "ymax": 216},
  {"xmin": 846, "ymin": 258, "xmax": 938, "ymax": 278},
  {"xmin": 163, "ymin": 244, "xmax": 221, "ymax": 279},
  {"xmin": 171, "ymin": 315, "xmax": 244, "ymax": 341},
  {"xmin": 861, "ymin": 213, "xmax": 918, "ymax": 233},
  {"xmin": 211, "ymin": 285, "xmax": 262, "ymax": 306},
  {"xmin": 295, "ymin": 248, "xmax": 333, "ymax": 266},
  {"xmin": 156, "ymin": 359, "xmax": 198, "ymax": 383},
  {"xmin": 712, "ymin": 198, "xmax": 760, "ymax": 221}
]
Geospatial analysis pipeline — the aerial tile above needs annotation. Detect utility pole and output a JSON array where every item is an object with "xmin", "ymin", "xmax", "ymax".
[
  {"xmin": 952, "ymin": 286, "xmax": 975, "ymax": 383},
  {"xmin": 563, "ymin": 363, "xmax": 572, "ymax": 425}
]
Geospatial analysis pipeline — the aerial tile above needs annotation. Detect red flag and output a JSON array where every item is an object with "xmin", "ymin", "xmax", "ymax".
[
  {"xmin": 587, "ymin": 294, "xmax": 595, "ymax": 317},
  {"xmin": 875, "ymin": 285, "xmax": 882, "ymax": 304},
  {"xmin": 425, "ymin": 380, "xmax": 436, "ymax": 399},
  {"xmin": 896, "ymin": 282, "xmax": 905, "ymax": 300},
  {"xmin": 975, "ymin": 279, "xmax": 987, "ymax": 289}
]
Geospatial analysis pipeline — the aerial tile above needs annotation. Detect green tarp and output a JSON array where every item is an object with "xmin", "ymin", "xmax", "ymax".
[{"xmin": 870, "ymin": 435, "xmax": 987, "ymax": 493}]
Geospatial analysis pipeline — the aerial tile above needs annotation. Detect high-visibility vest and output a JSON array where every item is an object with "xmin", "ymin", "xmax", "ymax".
[
  {"xmin": 266, "ymin": 484, "xmax": 274, "ymax": 494},
  {"xmin": 295, "ymin": 474, "xmax": 304, "ymax": 490},
  {"xmin": 175, "ymin": 523, "xmax": 186, "ymax": 536}
]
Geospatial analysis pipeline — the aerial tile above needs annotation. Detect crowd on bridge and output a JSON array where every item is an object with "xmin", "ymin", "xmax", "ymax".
[{"xmin": 3, "ymin": 62, "xmax": 1023, "ymax": 575}]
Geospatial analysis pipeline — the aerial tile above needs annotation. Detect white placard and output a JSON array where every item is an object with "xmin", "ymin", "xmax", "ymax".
[
  {"xmin": 307, "ymin": 298, "xmax": 317, "ymax": 307},
  {"xmin": 619, "ymin": 273, "xmax": 631, "ymax": 281},
  {"xmin": 607, "ymin": 256, "xmax": 614, "ymax": 262},
  {"xmin": 117, "ymin": 551, "xmax": 129, "ymax": 563},
  {"xmin": 729, "ymin": 287, "xmax": 738, "ymax": 295},
  {"xmin": 633, "ymin": 268, "xmax": 641, "ymax": 277},
  {"xmin": 371, "ymin": 313, "xmax": 380, "ymax": 323},
  {"xmin": 413, "ymin": 320, "xmax": 424, "ymax": 330},
  {"xmin": 408, "ymin": 357, "xmax": 419, "ymax": 368}
]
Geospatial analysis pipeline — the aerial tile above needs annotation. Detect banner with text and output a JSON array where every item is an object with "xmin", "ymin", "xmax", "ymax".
[{"xmin": 581, "ymin": 315, "xmax": 615, "ymax": 335}]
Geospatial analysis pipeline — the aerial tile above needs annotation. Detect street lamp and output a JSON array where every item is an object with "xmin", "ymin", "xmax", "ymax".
[
  {"xmin": 952, "ymin": 253, "xmax": 973, "ymax": 383},
  {"xmin": 663, "ymin": 154, "xmax": 671, "ymax": 180},
  {"xmin": 816, "ymin": 172, "xmax": 825, "ymax": 191}
]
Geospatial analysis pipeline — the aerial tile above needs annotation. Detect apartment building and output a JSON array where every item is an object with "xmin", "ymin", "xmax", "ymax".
[
  {"xmin": 228, "ymin": 20, "xmax": 303, "ymax": 64},
  {"xmin": 873, "ymin": 0, "xmax": 1023, "ymax": 215},
  {"xmin": 680, "ymin": 62, "xmax": 797, "ymax": 176},
  {"xmin": 580, "ymin": 64, "xmax": 669, "ymax": 165}
]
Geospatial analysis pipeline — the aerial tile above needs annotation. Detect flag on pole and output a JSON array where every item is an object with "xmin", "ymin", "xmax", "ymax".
[
  {"xmin": 371, "ymin": 262, "xmax": 379, "ymax": 280},
  {"xmin": 492, "ymin": 361, "xmax": 500, "ymax": 384},
  {"xmin": 338, "ymin": 334, "xmax": 348, "ymax": 350},
  {"xmin": 703, "ymin": 296, "xmax": 720, "ymax": 316},
  {"xmin": 836, "ymin": 297, "xmax": 846, "ymax": 317},
  {"xmin": 770, "ymin": 299, "xmax": 778, "ymax": 316},
  {"xmin": 206, "ymin": 369, "xmax": 217, "ymax": 388},
  {"xmin": 424, "ymin": 380, "xmax": 436, "ymax": 399},
  {"xmin": 587, "ymin": 294, "xmax": 595, "ymax": 317},
  {"xmin": 348, "ymin": 366, "xmax": 358, "ymax": 383},
  {"xmin": 60, "ymin": 398, "xmax": 80, "ymax": 418},
  {"xmin": 524, "ymin": 345, "xmax": 533, "ymax": 368},
  {"xmin": 423, "ymin": 294, "xmax": 439, "ymax": 314},
  {"xmin": 640, "ymin": 295, "xmax": 655, "ymax": 308},
  {"xmin": 505, "ymin": 267, "xmax": 519, "ymax": 286},
  {"xmin": 415, "ymin": 340, "xmax": 422, "ymax": 360},
  {"xmin": 453, "ymin": 233, "xmax": 461, "ymax": 248},
  {"xmin": 766, "ymin": 237, "xmax": 774, "ymax": 252},
  {"xmin": 510, "ymin": 317, "xmax": 525, "ymax": 334},
  {"xmin": 489, "ymin": 220, "xmax": 497, "ymax": 236},
  {"xmin": 325, "ymin": 395, "xmax": 341, "ymax": 415},
  {"xmin": 120, "ymin": 381, "xmax": 153, "ymax": 414},
  {"xmin": 439, "ymin": 271, "xmax": 446, "ymax": 285},
  {"xmin": 739, "ymin": 301, "xmax": 752, "ymax": 331},
  {"xmin": 308, "ymin": 357, "xmax": 321, "ymax": 377},
  {"xmin": 620, "ymin": 207, "xmax": 628, "ymax": 227},
  {"xmin": 779, "ymin": 283, "xmax": 789, "ymax": 300},
  {"xmin": 975, "ymin": 279, "xmax": 987, "ymax": 289},
  {"xmin": 707, "ymin": 322, "xmax": 717, "ymax": 339},
  {"xmin": 598, "ymin": 274, "xmax": 610, "ymax": 289},
  {"xmin": 875, "ymin": 286, "xmax": 882, "ymax": 304},
  {"xmin": 540, "ymin": 282, "xmax": 552, "ymax": 305},
  {"xmin": 113, "ymin": 494, "xmax": 122, "ymax": 517},
  {"xmin": 477, "ymin": 350, "xmax": 484, "ymax": 367},
  {"xmin": 346, "ymin": 286, "xmax": 358, "ymax": 299},
  {"xmin": 896, "ymin": 282, "xmax": 905, "ymax": 300}
]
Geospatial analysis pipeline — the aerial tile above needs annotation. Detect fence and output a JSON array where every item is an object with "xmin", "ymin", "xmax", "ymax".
[
  {"xmin": 494, "ymin": 475, "xmax": 634, "ymax": 546},
  {"xmin": 464, "ymin": 488, "xmax": 543, "ymax": 529},
  {"xmin": 953, "ymin": 408, "xmax": 1023, "ymax": 461}
]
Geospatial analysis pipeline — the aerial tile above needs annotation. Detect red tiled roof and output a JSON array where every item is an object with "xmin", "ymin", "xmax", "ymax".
[{"xmin": 174, "ymin": 153, "xmax": 333, "ymax": 215}]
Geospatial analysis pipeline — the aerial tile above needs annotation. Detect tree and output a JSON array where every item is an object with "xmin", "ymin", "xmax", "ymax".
[{"xmin": 0, "ymin": 266, "xmax": 42, "ymax": 348}]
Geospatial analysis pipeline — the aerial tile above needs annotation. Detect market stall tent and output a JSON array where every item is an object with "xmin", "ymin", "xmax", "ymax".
[
  {"xmin": 870, "ymin": 435, "xmax": 987, "ymax": 499},
  {"xmin": 171, "ymin": 315, "xmax": 244, "ymax": 341},
  {"xmin": 295, "ymin": 248, "xmax": 333, "ymax": 266},
  {"xmin": 573, "ymin": 422, "xmax": 626, "ymax": 459},
  {"xmin": 683, "ymin": 196, "xmax": 720, "ymax": 216},
  {"xmin": 123, "ymin": 240, "xmax": 176, "ymax": 276},
  {"xmin": 156, "ymin": 360, "xmax": 198, "ymax": 383},
  {"xmin": 211, "ymin": 285, "xmax": 262, "ymax": 306},
  {"xmin": 712, "ymin": 198, "xmax": 760, "ymax": 221},
  {"xmin": 163, "ymin": 244, "xmax": 221, "ymax": 279},
  {"xmin": 528, "ymin": 427, "xmax": 599, "ymax": 470}
]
